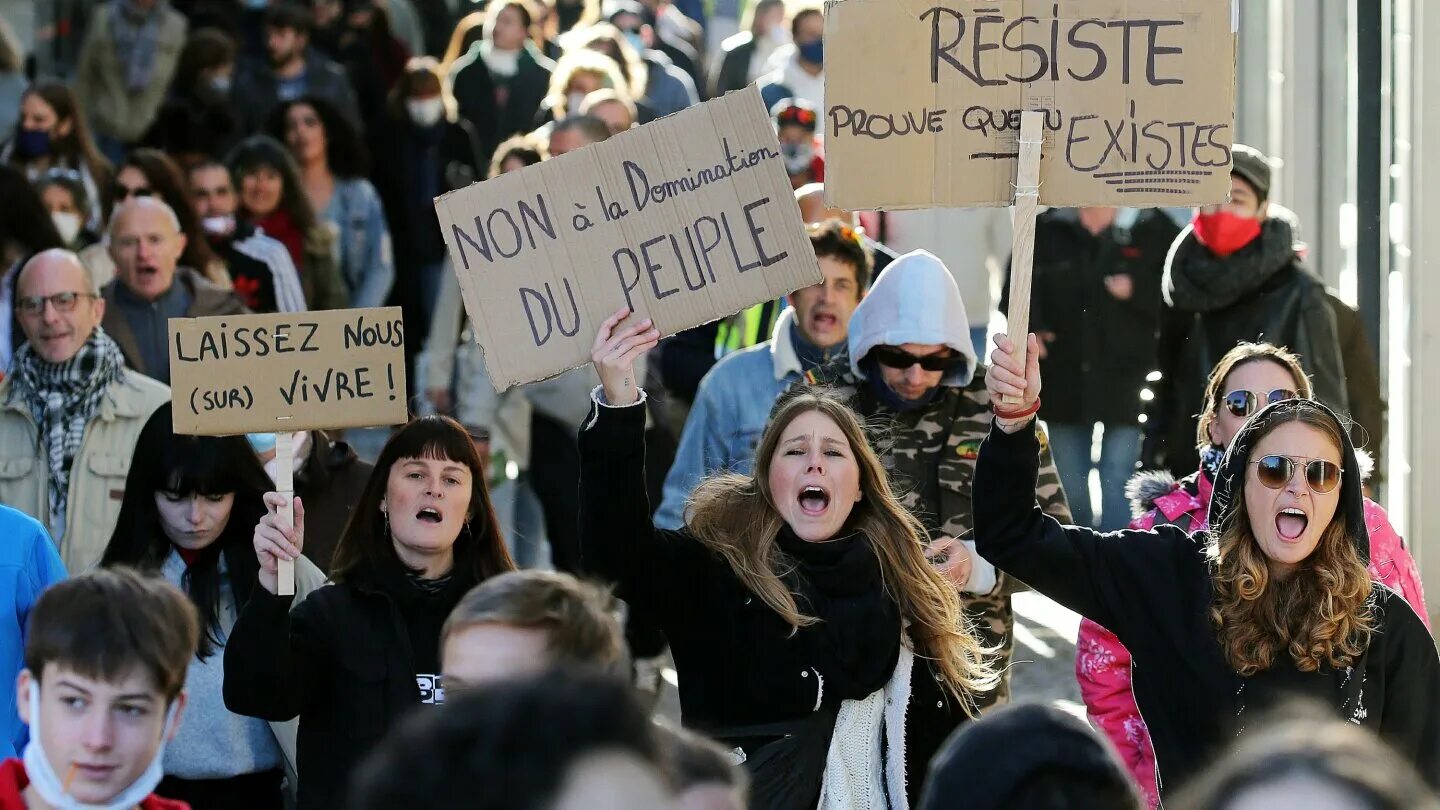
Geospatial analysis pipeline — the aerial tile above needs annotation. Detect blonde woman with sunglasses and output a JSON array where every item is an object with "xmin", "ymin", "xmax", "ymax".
[
  {"xmin": 1073, "ymin": 342, "xmax": 1430, "ymax": 807},
  {"xmin": 977, "ymin": 333, "xmax": 1440, "ymax": 803}
]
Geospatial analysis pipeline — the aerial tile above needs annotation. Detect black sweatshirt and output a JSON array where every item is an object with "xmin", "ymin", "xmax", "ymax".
[{"xmin": 973, "ymin": 416, "xmax": 1440, "ymax": 798}]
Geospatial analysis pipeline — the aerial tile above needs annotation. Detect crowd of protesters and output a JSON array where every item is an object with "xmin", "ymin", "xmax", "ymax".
[{"xmin": 0, "ymin": 0, "xmax": 1431, "ymax": 808}]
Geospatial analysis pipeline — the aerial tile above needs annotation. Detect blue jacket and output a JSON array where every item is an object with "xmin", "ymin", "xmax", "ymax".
[
  {"xmin": 0, "ymin": 506, "xmax": 65, "ymax": 758},
  {"xmin": 656, "ymin": 309, "xmax": 808, "ymax": 529},
  {"xmin": 322, "ymin": 178, "xmax": 395, "ymax": 310}
]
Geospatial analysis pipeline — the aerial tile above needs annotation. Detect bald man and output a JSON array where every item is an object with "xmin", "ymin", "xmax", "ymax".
[
  {"xmin": 0, "ymin": 249, "xmax": 169, "ymax": 569},
  {"xmin": 101, "ymin": 197, "xmax": 246, "ymax": 384}
]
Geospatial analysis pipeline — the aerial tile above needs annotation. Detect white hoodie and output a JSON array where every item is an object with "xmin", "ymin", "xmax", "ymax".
[{"xmin": 846, "ymin": 249, "xmax": 977, "ymax": 386}]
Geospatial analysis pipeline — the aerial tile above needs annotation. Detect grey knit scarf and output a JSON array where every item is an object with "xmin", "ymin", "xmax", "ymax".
[
  {"xmin": 1163, "ymin": 216, "xmax": 1298, "ymax": 312},
  {"xmin": 111, "ymin": 0, "xmax": 164, "ymax": 92},
  {"xmin": 8, "ymin": 327, "xmax": 126, "ymax": 529}
]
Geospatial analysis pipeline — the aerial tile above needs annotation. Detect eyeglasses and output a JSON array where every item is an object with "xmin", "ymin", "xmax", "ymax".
[
  {"xmin": 870, "ymin": 345, "xmax": 961, "ymax": 372},
  {"xmin": 1222, "ymin": 388, "xmax": 1298, "ymax": 418},
  {"xmin": 112, "ymin": 184, "xmax": 153, "ymax": 202},
  {"xmin": 1250, "ymin": 454, "xmax": 1343, "ymax": 494},
  {"xmin": 15, "ymin": 291, "xmax": 97, "ymax": 316}
]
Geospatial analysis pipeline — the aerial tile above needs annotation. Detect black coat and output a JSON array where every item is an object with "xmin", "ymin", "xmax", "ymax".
[
  {"xmin": 711, "ymin": 35, "xmax": 756, "ymax": 98},
  {"xmin": 1003, "ymin": 209, "xmax": 1179, "ymax": 427},
  {"xmin": 450, "ymin": 44, "xmax": 554, "ymax": 163},
  {"xmin": 1143, "ymin": 218, "xmax": 1348, "ymax": 476},
  {"xmin": 579, "ymin": 396, "xmax": 968, "ymax": 806},
  {"xmin": 223, "ymin": 565, "xmax": 473, "ymax": 810},
  {"xmin": 975, "ymin": 410, "xmax": 1440, "ymax": 799}
]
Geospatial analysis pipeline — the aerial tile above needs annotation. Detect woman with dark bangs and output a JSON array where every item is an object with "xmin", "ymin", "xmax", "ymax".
[
  {"xmin": 977, "ymin": 334, "xmax": 1440, "ymax": 801},
  {"xmin": 101, "ymin": 403, "xmax": 326, "ymax": 809},
  {"xmin": 225, "ymin": 415, "xmax": 515, "ymax": 810}
]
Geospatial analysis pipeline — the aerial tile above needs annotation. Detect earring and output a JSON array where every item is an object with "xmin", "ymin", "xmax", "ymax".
[{"xmin": 382, "ymin": 510, "xmax": 390, "ymax": 537}]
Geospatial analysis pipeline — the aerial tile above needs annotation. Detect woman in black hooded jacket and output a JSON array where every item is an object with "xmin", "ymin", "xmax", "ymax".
[{"xmin": 976, "ymin": 332, "xmax": 1440, "ymax": 801}]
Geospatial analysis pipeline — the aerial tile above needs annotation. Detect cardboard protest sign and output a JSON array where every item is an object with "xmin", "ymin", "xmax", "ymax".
[
  {"xmin": 433, "ymin": 85, "xmax": 821, "ymax": 390},
  {"xmin": 168, "ymin": 307, "xmax": 408, "ymax": 435},
  {"xmin": 823, "ymin": 0, "xmax": 1237, "ymax": 208}
]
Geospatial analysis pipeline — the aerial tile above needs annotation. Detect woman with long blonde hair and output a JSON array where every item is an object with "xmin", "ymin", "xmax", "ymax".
[
  {"xmin": 582, "ymin": 308, "xmax": 995, "ymax": 809},
  {"xmin": 977, "ymin": 333, "xmax": 1440, "ymax": 801}
]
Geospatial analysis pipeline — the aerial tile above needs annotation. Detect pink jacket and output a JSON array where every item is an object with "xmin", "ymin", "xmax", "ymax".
[{"xmin": 1076, "ymin": 468, "xmax": 1431, "ymax": 808}]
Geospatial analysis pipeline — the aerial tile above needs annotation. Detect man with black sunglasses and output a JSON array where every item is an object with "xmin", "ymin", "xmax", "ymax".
[
  {"xmin": 0, "ymin": 249, "xmax": 168, "ymax": 572},
  {"xmin": 839, "ymin": 249, "xmax": 1072, "ymax": 708}
]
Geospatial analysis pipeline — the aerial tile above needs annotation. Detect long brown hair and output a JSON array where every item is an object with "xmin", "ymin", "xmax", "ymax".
[
  {"xmin": 331, "ymin": 416, "xmax": 515, "ymax": 586},
  {"xmin": 1196, "ymin": 342, "xmax": 1313, "ymax": 450},
  {"xmin": 1208, "ymin": 407, "xmax": 1374, "ymax": 675},
  {"xmin": 685, "ymin": 388, "xmax": 996, "ymax": 709}
]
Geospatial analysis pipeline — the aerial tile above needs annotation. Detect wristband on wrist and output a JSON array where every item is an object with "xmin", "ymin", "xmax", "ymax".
[{"xmin": 993, "ymin": 397, "xmax": 1041, "ymax": 421}]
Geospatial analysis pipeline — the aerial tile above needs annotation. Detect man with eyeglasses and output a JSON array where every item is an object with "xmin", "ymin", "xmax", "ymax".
[
  {"xmin": 0, "ymin": 249, "xmax": 169, "ymax": 571},
  {"xmin": 100, "ymin": 197, "xmax": 247, "ymax": 385},
  {"xmin": 839, "ymin": 249, "xmax": 1071, "ymax": 708}
]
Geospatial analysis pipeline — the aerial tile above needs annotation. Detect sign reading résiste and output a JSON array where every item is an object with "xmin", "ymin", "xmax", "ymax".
[
  {"xmin": 823, "ymin": 0, "xmax": 1238, "ymax": 209},
  {"xmin": 168, "ymin": 306, "xmax": 409, "ymax": 435},
  {"xmin": 433, "ymin": 85, "xmax": 821, "ymax": 391}
]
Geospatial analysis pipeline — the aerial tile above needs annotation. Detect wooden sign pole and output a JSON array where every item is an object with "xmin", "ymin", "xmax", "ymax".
[
  {"xmin": 274, "ymin": 432, "xmax": 296, "ymax": 596},
  {"xmin": 1001, "ymin": 111, "xmax": 1045, "ymax": 406}
]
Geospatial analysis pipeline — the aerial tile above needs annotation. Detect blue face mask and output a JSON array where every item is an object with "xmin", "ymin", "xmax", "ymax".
[
  {"xmin": 798, "ymin": 39, "xmax": 824, "ymax": 66},
  {"xmin": 246, "ymin": 433, "xmax": 278, "ymax": 453},
  {"xmin": 623, "ymin": 31, "xmax": 646, "ymax": 54},
  {"xmin": 14, "ymin": 128, "xmax": 50, "ymax": 160}
]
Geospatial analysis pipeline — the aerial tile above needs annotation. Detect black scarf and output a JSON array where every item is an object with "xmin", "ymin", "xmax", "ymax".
[
  {"xmin": 1163, "ymin": 217, "xmax": 1298, "ymax": 312},
  {"xmin": 777, "ymin": 525, "xmax": 902, "ymax": 702}
]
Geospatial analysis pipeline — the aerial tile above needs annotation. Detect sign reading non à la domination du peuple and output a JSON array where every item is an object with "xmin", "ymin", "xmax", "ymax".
[
  {"xmin": 168, "ymin": 307, "xmax": 409, "ymax": 435},
  {"xmin": 823, "ymin": 0, "xmax": 1238, "ymax": 208},
  {"xmin": 433, "ymin": 85, "xmax": 822, "ymax": 391}
]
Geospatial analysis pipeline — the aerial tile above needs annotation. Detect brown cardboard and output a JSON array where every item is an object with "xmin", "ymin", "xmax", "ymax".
[
  {"xmin": 823, "ymin": 0, "xmax": 1238, "ymax": 209},
  {"xmin": 433, "ymin": 85, "xmax": 822, "ymax": 390},
  {"xmin": 168, "ymin": 306, "xmax": 409, "ymax": 435}
]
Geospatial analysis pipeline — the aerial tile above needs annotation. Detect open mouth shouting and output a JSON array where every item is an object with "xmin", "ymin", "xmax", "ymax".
[
  {"xmin": 416, "ymin": 506, "xmax": 444, "ymax": 525},
  {"xmin": 1276, "ymin": 506, "xmax": 1309, "ymax": 542},
  {"xmin": 798, "ymin": 485, "xmax": 831, "ymax": 516}
]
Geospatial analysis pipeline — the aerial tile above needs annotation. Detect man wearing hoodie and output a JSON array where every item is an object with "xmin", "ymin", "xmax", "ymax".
[
  {"xmin": 654, "ymin": 220, "xmax": 868, "ymax": 529},
  {"xmin": 1143, "ymin": 143, "xmax": 1347, "ymax": 478},
  {"xmin": 839, "ymin": 249, "xmax": 1071, "ymax": 707}
]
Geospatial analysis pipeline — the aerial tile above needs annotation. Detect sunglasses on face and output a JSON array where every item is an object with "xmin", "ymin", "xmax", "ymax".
[
  {"xmin": 870, "ymin": 346, "xmax": 961, "ymax": 372},
  {"xmin": 113, "ymin": 184, "xmax": 153, "ymax": 202},
  {"xmin": 1222, "ymin": 388, "xmax": 1298, "ymax": 418},
  {"xmin": 1250, "ymin": 454, "xmax": 1343, "ymax": 494}
]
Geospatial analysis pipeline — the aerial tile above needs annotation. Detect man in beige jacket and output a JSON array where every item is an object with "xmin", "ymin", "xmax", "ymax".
[
  {"xmin": 73, "ymin": 0, "xmax": 188, "ymax": 160},
  {"xmin": 0, "ymin": 249, "xmax": 168, "ymax": 571}
]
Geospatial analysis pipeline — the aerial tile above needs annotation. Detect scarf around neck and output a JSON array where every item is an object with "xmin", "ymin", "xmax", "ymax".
[
  {"xmin": 9, "ymin": 327, "xmax": 125, "ymax": 530},
  {"xmin": 1164, "ymin": 216, "xmax": 1298, "ymax": 312},
  {"xmin": 862, "ymin": 358, "xmax": 941, "ymax": 413}
]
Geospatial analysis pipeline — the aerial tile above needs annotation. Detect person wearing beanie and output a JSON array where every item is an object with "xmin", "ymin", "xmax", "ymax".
[
  {"xmin": 919, "ymin": 703, "xmax": 1142, "ymax": 810},
  {"xmin": 1143, "ymin": 143, "xmax": 1348, "ymax": 478},
  {"xmin": 835, "ymin": 249, "xmax": 1072, "ymax": 708}
]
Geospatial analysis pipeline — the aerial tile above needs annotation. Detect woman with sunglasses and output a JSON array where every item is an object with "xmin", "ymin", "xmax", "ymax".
[
  {"xmin": 841, "ymin": 250, "xmax": 1072, "ymax": 709},
  {"xmin": 1074, "ymin": 342, "xmax": 1429, "ymax": 807},
  {"xmin": 978, "ymin": 333, "xmax": 1440, "ymax": 801}
]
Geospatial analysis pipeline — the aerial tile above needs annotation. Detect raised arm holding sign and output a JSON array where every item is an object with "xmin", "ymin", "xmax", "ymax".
[{"xmin": 169, "ymin": 306, "xmax": 409, "ymax": 594}]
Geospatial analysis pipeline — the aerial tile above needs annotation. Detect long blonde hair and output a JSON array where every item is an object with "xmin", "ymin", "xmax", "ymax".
[
  {"xmin": 1208, "ymin": 407, "xmax": 1374, "ymax": 675},
  {"xmin": 685, "ymin": 388, "xmax": 996, "ymax": 711},
  {"xmin": 544, "ymin": 50, "xmax": 627, "ymax": 119}
]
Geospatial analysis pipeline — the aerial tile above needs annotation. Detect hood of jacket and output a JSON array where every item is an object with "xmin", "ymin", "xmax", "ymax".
[
  {"xmin": 1208, "ymin": 399, "xmax": 1370, "ymax": 564},
  {"xmin": 846, "ymin": 249, "xmax": 975, "ymax": 387}
]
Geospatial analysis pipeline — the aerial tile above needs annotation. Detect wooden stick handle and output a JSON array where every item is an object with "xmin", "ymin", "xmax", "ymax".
[
  {"xmin": 1001, "ymin": 111, "xmax": 1044, "ymax": 406},
  {"xmin": 275, "ymin": 431, "xmax": 296, "ymax": 597}
]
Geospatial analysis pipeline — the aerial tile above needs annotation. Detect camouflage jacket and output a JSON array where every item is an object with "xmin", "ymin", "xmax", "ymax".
[{"xmin": 840, "ymin": 364, "xmax": 1073, "ymax": 707}]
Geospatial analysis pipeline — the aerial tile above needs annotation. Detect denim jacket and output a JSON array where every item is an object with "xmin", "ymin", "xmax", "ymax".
[
  {"xmin": 655, "ymin": 309, "xmax": 809, "ymax": 529},
  {"xmin": 322, "ymin": 179, "xmax": 395, "ymax": 310}
]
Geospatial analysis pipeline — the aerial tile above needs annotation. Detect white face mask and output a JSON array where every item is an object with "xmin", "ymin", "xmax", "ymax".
[
  {"xmin": 201, "ymin": 214, "xmax": 236, "ymax": 237},
  {"xmin": 567, "ymin": 91, "xmax": 588, "ymax": 115},
  {"xmin": 51, "ymin": 212, "xmax": 81, "ymax": 245},
  {"xmin": 407, "ymin": 98, "xmax": 446, "ymax": 127},
  {"xmin": 22, "ymin": 682, "xmax": 179, "ymax": 810},
  {"xmin": 766, "ymin": 22, "xmax": 790, "ymax": 45}
]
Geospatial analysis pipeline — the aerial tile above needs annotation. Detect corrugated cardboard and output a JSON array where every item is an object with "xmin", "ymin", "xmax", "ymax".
[
  {"xmin": 823, "ymin": 0, "xmax": 1237, "ymax": 208},
  {"xmin": 168, "ymin": 307, "xmax": 409, "ymax": 435},
  {"xmin": 433, "ymin": 85, "xmax": 821, "ymax": 390}
]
